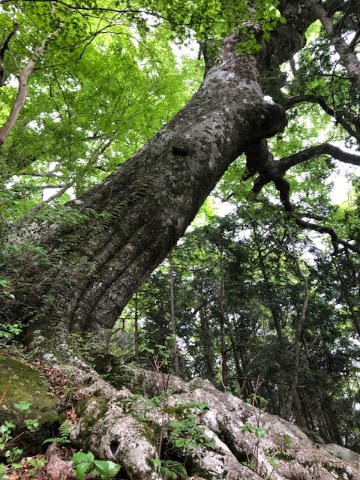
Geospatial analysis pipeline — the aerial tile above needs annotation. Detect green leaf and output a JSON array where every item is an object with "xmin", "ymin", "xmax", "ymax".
[
  {"xmin": 71, "ymin": 451, "xmax": 95, "ymax": 463},
  {"xmin": 93, "ymin": 460, "xmax": 121, "ymax": 478},
  {"xmin": 152, "ymin": 457, "xmax": 162, "ymax": 468},
  {"xmin": 74, "ymin": 462, "xmax": 91, "ymax": 480}
]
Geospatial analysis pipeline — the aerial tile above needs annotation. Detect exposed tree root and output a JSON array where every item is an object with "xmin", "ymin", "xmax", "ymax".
[{"xmin": 45, "ymin": 358, "xmax": 360, "ymax": 480}]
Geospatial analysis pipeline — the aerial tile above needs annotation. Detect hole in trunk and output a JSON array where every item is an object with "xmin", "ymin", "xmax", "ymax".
[{"xmin": 110, "ymin": 439, "xmax": 119, "ymax": 455}]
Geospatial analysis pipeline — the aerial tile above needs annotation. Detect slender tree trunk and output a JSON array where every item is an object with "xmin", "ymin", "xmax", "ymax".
[
  {"xmin": 169, "ymin": 254, "xmax": 179, "ymax": 375},
  {"xmin": 134, "ymin": 292, "xmax": 139, "ymax": 361},
  {"xmin": 219, "ymin": 253, "xmax": 229, "ymax": 389},
  {"xmin": 227, "ymin": 323, "xmax": 247, "ymax": 395},
  {"xmin": 252, "ymin": 223, "xmax": 284, "ymax": 342},
  {"xmin": 284, "ymin": 254, "xmax": 310, "ymax": 420},
  {"xmin": 332, "ymin": 257, "xmax": 360, "ymax": 337},
  {"xmin": 253, "ymin": 223, "xmax": 308, "ymax": 426},
  {"xmin": 0, "ymin": 30, "xmax": 58, "ymax": 145},
  {"xmin": 293, "ymin": 389, "xmax": 309, "ymax": 430},
  {"xmin": 199, "ymin": 301, "xmax": 216, "ymax": 383}
]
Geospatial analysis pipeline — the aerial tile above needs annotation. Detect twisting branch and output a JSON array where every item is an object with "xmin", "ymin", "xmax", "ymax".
[
  {"xmin": 292, "ymin": 216, "xmax": 359, "ymax": 254},
  {"xmin": 0, "ymin": 29, "xmax": 59, "ymax": 145},
  {"xmin": 282, "ymin": 94, "xmax": 360, "ymax": 141},
  {"xmin": 243, "ymin": 140, "xmax": 360, "ymax": 254},
  {"xmin": 284, "ymin": 235, "xmax": 310, "ymax": 420}
]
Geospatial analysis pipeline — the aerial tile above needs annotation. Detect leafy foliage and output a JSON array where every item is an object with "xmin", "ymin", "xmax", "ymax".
[{"xmin": 71, "ymin": 451, "xmax": 121, "ymax": 480}]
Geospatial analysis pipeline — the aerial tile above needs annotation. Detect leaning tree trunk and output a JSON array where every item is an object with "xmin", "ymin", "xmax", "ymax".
[{"xmin": 1, "ymin": 2, "xmax": 313, "ymax": 352}]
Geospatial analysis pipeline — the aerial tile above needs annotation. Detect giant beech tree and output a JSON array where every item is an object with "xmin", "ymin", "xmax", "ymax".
[{"xmin": 1, "ymin": 0, "xmax": 360, "ymax": 478}]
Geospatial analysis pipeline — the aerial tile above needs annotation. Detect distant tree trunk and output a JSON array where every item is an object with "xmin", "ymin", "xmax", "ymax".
[
  {"xmin": 228, "ymin": 323, "xmax": 247, "ymax": 394},
  {"xmin": 1, "ymin": 1, "xmax": 315, "ymax": 354},
  {"xmin": 134, "ymin": 292, "xmax": 140, "ymax": 361},
  {"xmin": 293, "ymin": 389, "xmax": 309, "ymax": 431},
  {"xmin": 333, "ymin": 257, "xmax": 360, "ymax": 337},
  {"xmin": 169, "ymin": 254, "xmax": 179, "ymax": 375},
  {"xmin": 252, "ymin": 224, "xmax": 284, "ymax": 341},
  {"xmin": 219, "ymin": 253, "xmax": 229, "ymax": 389},
  {"xmin": 233, "ymin": 318, "xmax": 256, "ymax": 396},
  {"xmin": 253, "ymin": 224, "xmax": 308, "ymax": 427},
  {"xmin": 284, "ymin": 254, "xmax": 310, "ymax": 420},
  {"xmin": 199, "ymin": 299, "xmax": 216, "ymax": 382}
]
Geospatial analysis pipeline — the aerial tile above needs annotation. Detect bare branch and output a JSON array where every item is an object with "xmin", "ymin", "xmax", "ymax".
[
  {"xmin": 293, "ymin": 215, "xmax": 359, "ymax": 254},
  {"xmin": 242, "ymin": 140, "xmax": 360, "ymax": 254}
]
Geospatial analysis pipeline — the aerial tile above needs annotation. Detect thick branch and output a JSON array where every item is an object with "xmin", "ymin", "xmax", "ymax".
[{"xmin": 0, "ymin": 30, "xmax": 58, "ymax": 145}]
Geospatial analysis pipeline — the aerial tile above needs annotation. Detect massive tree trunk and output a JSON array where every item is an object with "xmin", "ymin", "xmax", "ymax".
[{"xmin": 2, "ymin": 1, "xmax": 314, "ymax": 350}]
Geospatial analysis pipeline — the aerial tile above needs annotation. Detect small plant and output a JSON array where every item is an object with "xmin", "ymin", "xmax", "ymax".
[
  {"xmin": 122, "ymin": 394, "xmax": 161, "ymax": 422},
  {"xmin": 4, "ymin": 445, "xmax": 23, "ymax": 464},
  {"xmin": 0, "ymin": 464, "xmax": 7, "ymax": 480},
  {"xmin": 70, "ymin": 451, "xmax": 121, "ymax": 479},
  {"xmin": 241, "ymin": 380, "xmax": 270, "ymax": 476},
  {"xmin": 124, "ymin": 344, "xmax": 214, "ymax": 479},
  {"xmin": 247, "ymin": 392, "xmax": 268, "ymax": 410},
  {"xmin": 241, "ymin": 421, "xmax": 269, "ymax": 476},
  {"xmin": 152, "ymin": 458, "xmax": 187, "ymax": 479},
  {"xmin": 0, "ymin": 279, "xmax": 14, "ymax": 299},
  {"xmin": 241, "ymin": 422, "xmax": 268, "ymax": 439},
  {"xmin": 70, "ymin": 332, "xmax": 112, "ymax": 365},
  {"xmin": 282, "ymin": 434, "xmax": 293, "ymax": 449},
  {"xmin": 267, "ymin": 455, "xmax": 279, "ymax": 475},
  {"xmin": 43, "ymin": 419, "xmax": 71, "ymax": 445},
  {"xmin": 0, "ymin": 400, "xmax": 40, "ymax": 473},
  {"xmin": 27, "ymin": 456, "xmax": 47, "ymax": 477},
  {"xmin": 166, "ymin": 402, "xmax": 214, "ymax": 453},
  {"xmin": 24, "ymin": 419, "xmax": 40, "ymax": 433},
  {"xmin": 0, "ymin": 322, "xmax": 22, "ymax": 350},
  {"xmin": 13, "ymin": 401, "xmax": 32, "ymax": 412},
  {"xmin": 0, "ymin": 421, "xmax": 16, "ymax": 451}
]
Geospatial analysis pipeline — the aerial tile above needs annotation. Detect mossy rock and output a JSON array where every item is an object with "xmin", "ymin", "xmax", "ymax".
[{"xmin": 0, "ymin": 354, "xmax": 60, "ymax": 456}]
